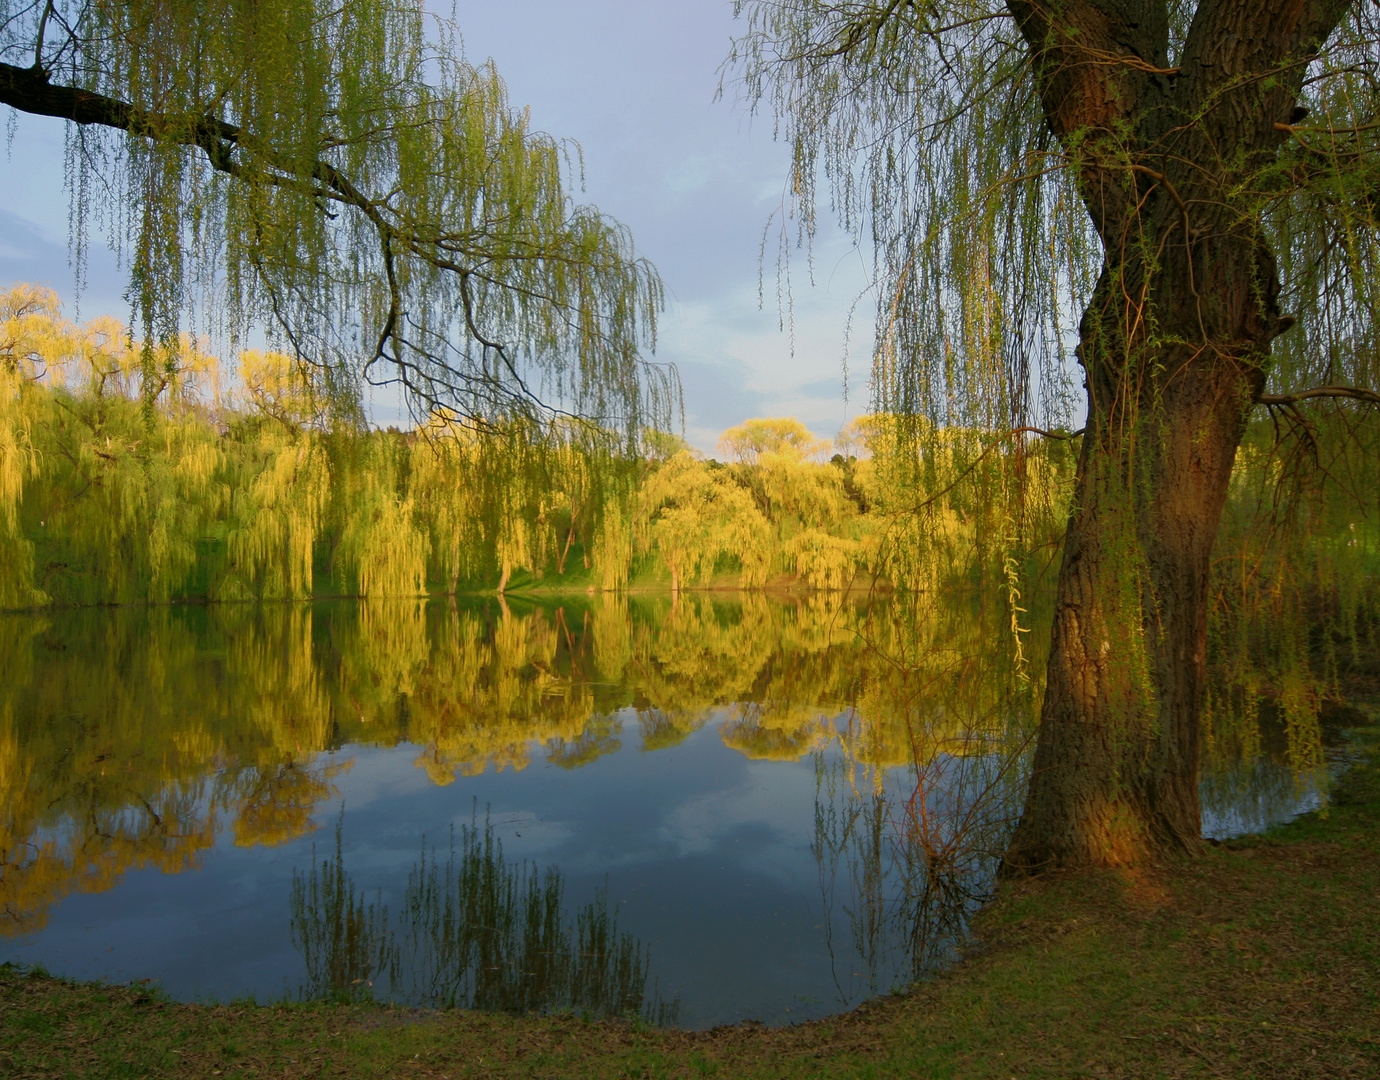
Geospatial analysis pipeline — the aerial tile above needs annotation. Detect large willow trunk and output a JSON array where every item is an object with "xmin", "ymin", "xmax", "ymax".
[
  {"xmin": 1005, "ymin": 279, "xmax": 1266, "ymax": 869},
  {"xmin": 996, "ymin": 0, "xmax": 1348, "ymax": 871}
]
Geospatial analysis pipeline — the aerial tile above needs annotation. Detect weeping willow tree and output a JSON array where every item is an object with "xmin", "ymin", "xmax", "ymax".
[
  {"xmin": 0, "ymin": 285, "xmax": 56, "ymax": 609},
  {"xmin": 0, "ymin": 0, "xmax": 673, "ymax": 436},
  {"xmin": 637, "ymin": 450, "xmax": 773, "ymax": 593},
  {"xmin": 717, "ymin": 417, "xmax": 874, "ymax": 589},
  {"xmin": 732, "ymin": 0, "xmax": 1380, "ymax": 869}
]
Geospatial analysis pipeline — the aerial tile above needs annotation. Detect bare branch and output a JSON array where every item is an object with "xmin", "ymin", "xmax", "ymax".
[
  {"xmin": 1257, "ymin": 384, "xmax": 1380, "ymax": 406},
  {"xmin": 1011, "ymin": 425, "xmax": 1085, "ymax": 440}
]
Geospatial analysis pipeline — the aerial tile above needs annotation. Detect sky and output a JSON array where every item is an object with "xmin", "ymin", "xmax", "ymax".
[{"xmin": 0, "ymin": 1, "xmax": 875, "ymax": 455}]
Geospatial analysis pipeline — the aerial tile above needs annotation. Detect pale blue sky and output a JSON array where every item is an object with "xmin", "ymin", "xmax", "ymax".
[{"xmin": 0, "ymin": 2, "xmax": 874, "ymax": 453}]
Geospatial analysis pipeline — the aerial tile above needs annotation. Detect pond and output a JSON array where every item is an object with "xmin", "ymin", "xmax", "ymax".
[{"xmin": 0, "ymin": 595, "xmax": 1329, "ymax": 1028}]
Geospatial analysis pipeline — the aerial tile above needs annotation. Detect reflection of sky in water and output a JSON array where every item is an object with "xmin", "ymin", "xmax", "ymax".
[
  {"xmin": 0, "ymin": 599, "xmax": 1344, "ymax": 1029},
  {"xmin": 4, "ymin": 719, "xmax": 1336, "ymax": 1027},
  {"xmin": 4, "ymin": 718, "xmax": 907, "ymax": 1027},
  {"xmin": 1199, "ymin": 751, "xmax": 1345, "ymax": 840}
]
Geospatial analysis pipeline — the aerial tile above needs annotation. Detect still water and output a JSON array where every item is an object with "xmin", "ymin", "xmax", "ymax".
[{"xmin": 0, "ymin": 595, "xmax": 1326, "ymax": 1027}]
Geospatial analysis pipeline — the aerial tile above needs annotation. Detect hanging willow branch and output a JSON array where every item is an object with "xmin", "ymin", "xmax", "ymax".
[{"xmin": 0, "ymin": 3, "xmax": 675, "ymax": 437}]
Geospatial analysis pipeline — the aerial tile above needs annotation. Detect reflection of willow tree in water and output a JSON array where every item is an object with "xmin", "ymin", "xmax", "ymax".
[
  {"xmin": 0, "ymin": 587, "xmax": 1319, "ymax": 946},
  {"xmin": 0, "ymin": 589, "xmax": 1045, "ymax": 943},
  {"xmin": 809, "ymin": 586, "xmax": 1038, "ymax": 999},
  {"xmin": 290, "ymin": 815, "xmax": 677, "ymax": 1023},
  {"xmin": 0, "ymin": 607, "xmax": 345, "ymax": 937},
  {"xmin": 0, "ymin": 612, "xmax": 217, "ymax": 937}
]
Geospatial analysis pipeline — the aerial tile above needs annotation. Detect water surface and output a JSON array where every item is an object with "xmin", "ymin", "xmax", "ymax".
[{"xmin": 0, "ymin": 596, "xmax": 1325, "ymax": 1026}]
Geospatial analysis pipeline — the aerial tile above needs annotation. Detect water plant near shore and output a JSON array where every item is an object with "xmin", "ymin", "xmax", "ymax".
[{"xmin": 291, "ymin": 814, "xmax": 678, "ymax": 1024}]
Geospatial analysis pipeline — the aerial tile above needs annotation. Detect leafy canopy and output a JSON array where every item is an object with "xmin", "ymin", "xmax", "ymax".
[
  {"xmin": 0, "ymin": 0, "xmax": 674, "ymax": 433},
  {"xmin": 728, "ymin": 0, "xmax": 1380, "ymax": 432}
]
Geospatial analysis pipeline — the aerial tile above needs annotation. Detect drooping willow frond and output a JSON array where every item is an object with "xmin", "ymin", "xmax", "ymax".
[{"xmin": 0, "ymin": 1, "xmax": 675, "ymax": 436}]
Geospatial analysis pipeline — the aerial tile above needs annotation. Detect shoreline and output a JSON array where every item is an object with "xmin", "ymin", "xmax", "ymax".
[{"xmin": 0, "ymin": 576, "xmax": 899, "ymax": 616}]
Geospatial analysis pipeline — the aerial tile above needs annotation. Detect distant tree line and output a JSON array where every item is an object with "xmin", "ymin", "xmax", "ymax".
[
  {"xmin": 3, "ymin": 281, "xmax": 1375, "ymax": 759},
  {"xmin": 0, "ymin": 283, "xmax": 1078, "ymax": 608}
]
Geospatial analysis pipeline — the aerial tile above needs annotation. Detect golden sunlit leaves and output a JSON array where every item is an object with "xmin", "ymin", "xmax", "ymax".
[
  {"xmin": 638, "ymin": 451, "xmax": 773, "ymax": 592},
  {"xmin": 236, "ymin": 350, "xmax": 323, "ymax": 430},
  {"xmin": 0, "ymin": 593, "xmax": 1035, "ymax": 937},
  {"xmin": 718, "ymin": 416, "xmax": 829, "ymax": 465},
  {"xmin": 0, "ymin": 283, "xmax": 1086, "ymax": 610}
]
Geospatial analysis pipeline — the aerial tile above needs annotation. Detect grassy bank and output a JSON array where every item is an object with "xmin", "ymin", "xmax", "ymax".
[{"xmin": 4, "ymin": 728, "xmax": 1377, "ymax": 1080}]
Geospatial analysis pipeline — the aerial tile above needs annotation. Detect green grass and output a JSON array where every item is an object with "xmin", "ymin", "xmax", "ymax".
[{"xmin": 4, "ymin": 727, "xmax": 1379, "ymax": 1079}]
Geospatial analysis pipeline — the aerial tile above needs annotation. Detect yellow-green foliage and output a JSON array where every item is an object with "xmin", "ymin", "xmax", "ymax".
[
  {"xmin": 336, "ymin": 436, "xmax": 429, "ymax": 599},
  {"xmin": 638, "ymin": 450, "xmax": 772, "ymax": 590},
  {"xmin": 224, "ymin": 428, "xmax": 330, "ymax": 601},
  {"xmin": 0, "ymin": 287, "xmax": 54, "ymax": 608},
  {"xmin": 1206, "ymin": 408, "xmax": 1380, "ymax": 773},
  {"xmin": 0, "ymin": 594, "xmax": 1033, "ymax": 934},
  {"xmin": 4, "ymin": 288, "xmax": 233, "ymax": 605},
  {"xmin": 787, "ymin": 527, "xmax": 865, "ymax": 591},
  {"xmin": 236, "ymin": 349, "xmax": 324, "ymax": 430},
  {"xmin": 717, "ymin": 416, "xmax": 873, "ymax": 589},
  {"xmin": 0, "ymin": 307, "xmax": 1071, "ymax": 629},
  {"xmin": 410, "ymin": 417, "xmax": 489, "ymax": 592},
  {"xmin": 592, "ymin": 499, "xmax": 634, "ymax": 592},
  {"xmin": 717, "ymin": 416, "xmax": 827, "ymax": 465},
  {"xmin": 0, "ymin": 283, "xmax": 1085, "ymax": 610}
]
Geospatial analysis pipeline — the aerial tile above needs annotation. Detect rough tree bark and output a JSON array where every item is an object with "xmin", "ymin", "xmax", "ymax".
[{"xmin": 1002, "ymin": 0, "xmax": 1353, "ymax": 869}]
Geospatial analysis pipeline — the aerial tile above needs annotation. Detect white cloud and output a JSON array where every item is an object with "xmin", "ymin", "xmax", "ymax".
[
  {"xmin": 665, "ymin": 154, "xmax": 725, "ymax": 196},
  {"xmin": 654, "ymin": 758, "xmax": 821, "ymax": 888}
]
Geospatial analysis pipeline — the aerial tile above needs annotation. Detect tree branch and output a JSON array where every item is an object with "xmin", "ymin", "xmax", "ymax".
[
  {"xmin": 0, "ymin": 60, "xmax": 239, "ymax": 149},
  {"xmin": 1257, "ymin": 384, "xmax": 1380, "ymax": 407},
  {"xmin": 1012, "ymin": 425, "xmax": 1085, "ymax": 440},
  {"xmin": 0, "ymin": 58, "xmax": 567, "ymax": 422},
  {"xmin": 0, "ymin": 61, "xmax": 401, "ymax": 244}
]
